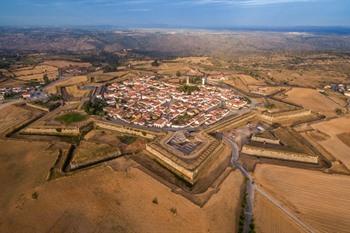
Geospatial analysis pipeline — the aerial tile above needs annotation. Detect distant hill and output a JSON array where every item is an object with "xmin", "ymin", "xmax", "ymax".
[{"xmin": 1, "ymin": 28, "xmax": 350, "ymax": 58}]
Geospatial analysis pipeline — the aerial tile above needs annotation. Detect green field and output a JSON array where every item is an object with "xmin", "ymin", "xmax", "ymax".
[{"xmin": 55, "ymin": 112, "xmax": 87, "ymax": 124}]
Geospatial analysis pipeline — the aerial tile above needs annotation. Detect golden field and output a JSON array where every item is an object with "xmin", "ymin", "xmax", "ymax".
[
  {"xmin": 309, "ymin": 115, "xmax": 350, "ymax": 169},
  {"xmin": 0, "ymin": 105, "xmax": 42, "ymax": 136},
  {"xmin": 284, "ymin": 87, "xmax": 344, "ymax": 117},
  {"xmin": 12, "ymin": 65, "xmax": 58, "ymax": 81},
  {"xmin": 254, "ymin": 164, "xmax": 350, "ymax": 233},
  {"xmin": 254, "ymin": 192, "xmax": 306, "ymax": 233},
  {"xmin": 0, "ymin": 153, "xmax": 244, "ymax": 233}
]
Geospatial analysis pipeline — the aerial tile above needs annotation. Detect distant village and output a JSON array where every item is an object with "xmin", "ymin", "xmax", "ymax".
[
  {"xmin": 323, "ymin": 83, "xmax": 350, "ymax": 97},
  {"xmin": 0, "ymin": 85, "xmax": 47, "ymax": 102},
  {"xmin": 103, "ymin": 76, "xmax": 248, "ymax": 129}
]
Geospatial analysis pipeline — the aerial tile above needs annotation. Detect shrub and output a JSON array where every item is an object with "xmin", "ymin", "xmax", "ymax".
[
  {"xmin": 119, "ymin": 135, "xmax": 137, "ymax": 145},
  {"xmin": 335, "ymin": 108, "xmax": 343, "ymax": 115},
  {"xmin": 84, "ymin": 98, "xmax": 107, "ymax": 116},
  {"xmin": 32, "ymin": 192, "xmax": 39, "ymax": 200},
  {"xmin": 170, "ymin": 207, "xmax": 177, "ymax": 215},
  {"xmin": 152, "ymin": 197, "xmax": 158, "ymax": 204}
]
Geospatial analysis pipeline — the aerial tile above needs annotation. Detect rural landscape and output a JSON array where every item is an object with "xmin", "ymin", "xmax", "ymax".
[{"xmin": 1, "ymin": 0, "xmax": 350, "ymax": 233}]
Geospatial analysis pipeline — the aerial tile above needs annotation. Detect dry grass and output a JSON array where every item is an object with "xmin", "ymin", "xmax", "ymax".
[
  {"xmin": 174, "ymin": 56, "xmax": 213, "ymax": 66},
  {"xmin": 0, "ymin": 105, "xmax": 41, "ymax": 136},
  {"xmin": 254, "ymin": 164, "xmax": 350, "ymax": 233},
  {"xmin": 310, "ymin": 115, "xmax": 350, "ymax": 169},
  {"xmin": 238, "ymin": 74, "xmax": 265, "ymax": 86},
  {"xmin": 84, "ymin": 129, "xmax": 146, "ymax": 154},
  {"xmin": 45, "ymin": 75, "xmax": 88, "ymax": 94},
  {"xmin": 70, "ymin": 141, "xmax": 121, "ymax": 169},
  {"xmin": 338, "ymin": 133, "xmax": 350, "ymax": 147},
  {"xmin": 0, "ymin": 139, "xmax": 60, "ymax": 211},
  {"xmin": 65, "ymin": 85, "xmax": 90, "ymax": 98},
  {"xmin": 254, "ymin": 192, "xmax": 306, "ymax": 233},
  {"xmin": 284, "ymin": 88, "xmax": 343, "ymax": 117},
  {"xmin": 42, "ymin": 60, "xmax": 91, "ymax": 68},
  {"xmin": 224, "ymin": 77, "xmax": 250, "ymax": 92},
  {"xmin": 0, "ymin": 152, "xmax": 244, "ymax": 233},
  {"xmin": 249, "ymin": 85, "xmax": 285, "ymax": 96},
  {"xmin": 12, "ymin": 65, "xmax": 58, "ymax": 81},
  {"xmin": 261, "ymin": 98, "xmax": 298, "ymax": 113},
  {"xmin": 267, "ymin": 68, "xmax": 347, "ymax": 88}
]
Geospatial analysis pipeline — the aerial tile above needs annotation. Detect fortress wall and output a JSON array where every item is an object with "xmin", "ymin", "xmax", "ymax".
[
  {"xmin": 259, "ymin": 109, "xmax": 312, "ymax": 123},
  {"xmin": 242, "ymin": 145, "xmax": 318, "ymax": 164},
  {"xmin": 26, "ymin": 103, "xmax": 50, "ymax": 112},
  {"xmin": 22, "ymin": 127, "xmax": 81, "ymax": 137},
  {"xmin": 94, "ymin": 120, "xmax": 163, "ymax": 139},
  {"xmin": 206, "ymin": 111, "xmax": 257, "ymax": 133},
  {"xmin": 145, "ymin": 144, "xmax": 195, "ymax": 184},
  {"xmin": 145, "ymin": 140, "xmax": 225, "ymax": 185},
  {"xmin": 251, "ymin": 136, "xmax": 280, "ymax": 145},
  {"xmin": 192, "ymin": 141, "xmax": 226, "ymax": 180}
]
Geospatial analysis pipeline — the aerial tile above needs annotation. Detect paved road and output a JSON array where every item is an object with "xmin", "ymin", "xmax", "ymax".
[
  {"xmin": 224, "ymin": 126, "xmax": 317, "ymax": 233},
  {"xmin": 224, "ymin": 125, "xmax": 257, "ymax": 233}
]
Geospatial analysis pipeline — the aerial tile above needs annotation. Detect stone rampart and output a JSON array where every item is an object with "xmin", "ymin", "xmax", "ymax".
[
  {"xmin": 242, "ymin": 145, "xmax": 318, "ymax": 164},
  {"xmin": 145, "ymin": 139, "xmax": 224, "ymax": 184},
  {"xmin": 94, "ymin": 120, "xmax": 163, "ymax": 139},
  {"xmin": 205, "ymin": 111, "xmax": 257, "ymax": 133},
  {"xmin": 251, "ymin": 136, "xmax": 280, "ymax": 145},
  {"xmin": 22, "ymin": 127, "xmax": 81, "ymax": 136},
  {"xmin": 259, "ymin": 109, "xmax": 312, "ymax": 124},
  {"xmin": 26, "ymin": 103, "xmax": 50, "ymax": 112}
]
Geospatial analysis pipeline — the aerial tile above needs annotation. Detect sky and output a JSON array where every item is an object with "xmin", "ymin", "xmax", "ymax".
[{"xmin": 0, "ymin": 0, "xmax": 349, "ymax": 28}]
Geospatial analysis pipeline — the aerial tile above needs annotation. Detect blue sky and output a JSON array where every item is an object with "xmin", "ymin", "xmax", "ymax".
[{"xmin": 0, "ymin": 0, "xmax": 349, "ymax": 27}]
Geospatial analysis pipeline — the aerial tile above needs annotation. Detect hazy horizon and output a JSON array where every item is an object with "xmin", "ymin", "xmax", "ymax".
[{"xmin": 1, "ymin": 0, "xmax": 349, "ymax": 28}]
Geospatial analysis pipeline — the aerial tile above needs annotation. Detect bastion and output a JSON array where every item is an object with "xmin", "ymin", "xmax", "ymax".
[
  {"xmin": 21, "ymin": 104, "xmax": 93, "ymax": 137},
  {"xmin": 145, "ymin": 131, "xmax": 227, "ymax": 185}
]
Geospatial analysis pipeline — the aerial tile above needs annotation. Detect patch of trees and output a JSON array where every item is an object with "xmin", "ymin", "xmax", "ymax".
[
  {"xmin": 173, "ymin": 113, "xmax": 191, "ymax": 125},
  {"xmin": 49, "ymin": 94, "xmax": 63, "ymax": 101},
  {"xmin": 81, "ymin": 51, "xmax": 120, "ymax": 72},
  {"xmin": 84, "ymin": 98, "xmax": 107, "ymax": 116},
  {"xmin": 118, "ymin": 135, "xmax": 137, "ymax": 145},
  {"xmin": 4, "ymin": 92, "xmax": 18, "ymax": 99},
  {"xmin": 335, "ymin": 108, "xmax": 343, "ymax": 115},
  {"xmin": 177, "ymin": 84, "xmax": 200, "ymax": 95},
  {"xmin": 43, "ymin": 74, "xmax": 50, "ymax": 85}
]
